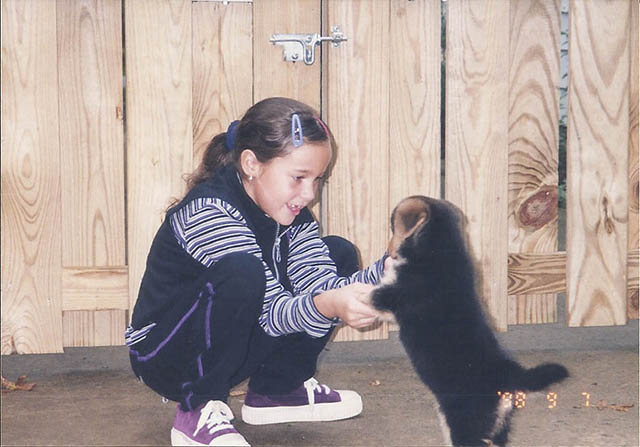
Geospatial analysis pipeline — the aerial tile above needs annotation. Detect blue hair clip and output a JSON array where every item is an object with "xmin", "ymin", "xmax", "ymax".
[
  {"xmin": 225, "ymin": 120, "xmax": 240, "ymax": 151},
  {"xmin": 291, "ymin": 114, "xmax": 303, "ymax": 147}
]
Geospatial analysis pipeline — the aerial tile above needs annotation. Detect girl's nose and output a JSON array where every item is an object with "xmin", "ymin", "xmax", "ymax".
[{"xmin": 301, "ymin": 180, "xmax": 316, "ymax": 202}]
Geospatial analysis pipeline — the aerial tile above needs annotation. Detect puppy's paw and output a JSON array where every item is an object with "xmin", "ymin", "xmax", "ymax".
[
  {"xmin": 375, "ymin": 311, "xmax": 396, "ymax": 324},
  {"xmin": 369, "ymin": 286, "xmax": 397, "ymax": 323}
]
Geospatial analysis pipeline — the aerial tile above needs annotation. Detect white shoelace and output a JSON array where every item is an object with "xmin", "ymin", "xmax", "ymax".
[
  {"xmin": 303, "ymin": 378, "xmax": 331, "ymax": 405},
  {"xmin": 193, "ymin": 401, "xmax": 235, "ymax": 437}
]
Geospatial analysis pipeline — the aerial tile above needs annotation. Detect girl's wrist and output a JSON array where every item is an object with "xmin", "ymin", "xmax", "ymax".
[{"xmin": 313, "ymin": 289, "xmax": 337, "ymax": 320}]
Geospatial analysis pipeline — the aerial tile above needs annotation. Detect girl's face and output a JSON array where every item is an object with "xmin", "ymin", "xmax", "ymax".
[{"xmin": 243, "ymin": 141, "xmax": 332, "ymax": 226}]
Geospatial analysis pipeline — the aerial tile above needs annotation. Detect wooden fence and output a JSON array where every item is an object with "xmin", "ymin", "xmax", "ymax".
[{"xmin": 1, "ymin": 0, "xmax": 638, "ymax": 354}]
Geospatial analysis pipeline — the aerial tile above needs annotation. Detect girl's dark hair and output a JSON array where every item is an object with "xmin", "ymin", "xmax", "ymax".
[{"xmin": 186, "ymin": 97, "xmax": 334, "ymax": 190}]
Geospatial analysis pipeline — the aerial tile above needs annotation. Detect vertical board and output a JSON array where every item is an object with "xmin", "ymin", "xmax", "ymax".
[
  {"xmin": 566, "ymin": 0, "xmax": 629, "ymax": 327},
  {"xmin": 628, "ymin": 0, "xmax": 639, "ymax": 320},
  {"xmin": 389, "ymin": 0, "xmax": 441, "ymax": 205},
  {"xmin": 57, "ymin": 0, "xmax": 127, "ymax": 346},
  {"xmin": 326, "ymin": 0, "xmax": 390, "ymax": 341},
  {"xmin": 126, "ymin": 0, "xmax": 193, "ymax": 313},
  {"xmin": 507, "ymin": 0, "xmax": 561, "ymax": 325},
  {"xmin": 253, "ymin": 0, "xmax": 321, "ymax": 112},
  {"xmin": 1, "ymin": 0, "xmax": 63, "ymax": 353},
  {"xmin": 446, "ymin": 0, "xmax": 510, "ymax": 331},
  {"xmin": 192, "ymin": 1, "xmax": 253, "ymax": 164}
]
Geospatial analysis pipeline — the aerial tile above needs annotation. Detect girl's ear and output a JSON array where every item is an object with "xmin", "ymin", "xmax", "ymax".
[{"xmin": 240, "ymin": 149, "xmax": 261, "ymax": 178}]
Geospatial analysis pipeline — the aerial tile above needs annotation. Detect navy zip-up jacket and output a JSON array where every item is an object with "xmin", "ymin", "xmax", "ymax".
[{"xmin": 127, "ymin": 164, "xmax": 385, "ymax": 344}]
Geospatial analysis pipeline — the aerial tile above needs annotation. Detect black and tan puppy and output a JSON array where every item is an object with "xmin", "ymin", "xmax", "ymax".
[{"xmin": 371, "ymin": 196, "xmax": 568, "ymax": 447}]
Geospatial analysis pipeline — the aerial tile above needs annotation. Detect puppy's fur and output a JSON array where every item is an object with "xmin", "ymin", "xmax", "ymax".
[{"xmin": 371, "ymin": 196, "xmax": 568, "ymax": 447}]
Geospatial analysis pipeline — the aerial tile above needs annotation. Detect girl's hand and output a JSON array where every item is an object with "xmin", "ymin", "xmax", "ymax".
[{"xmin": 313, "ymin": 283, "xmax": 379, "ymax": 329}]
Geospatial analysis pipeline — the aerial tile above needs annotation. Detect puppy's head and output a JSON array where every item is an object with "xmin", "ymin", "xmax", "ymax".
[{"xmin": 388, "ymin": 196, "xmax": 467, "ymax": 262}]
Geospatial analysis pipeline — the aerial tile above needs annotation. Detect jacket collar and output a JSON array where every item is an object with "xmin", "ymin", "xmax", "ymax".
[{"xmin": 220, "ymin": 164, "xmax": 283, "ymax": 237}]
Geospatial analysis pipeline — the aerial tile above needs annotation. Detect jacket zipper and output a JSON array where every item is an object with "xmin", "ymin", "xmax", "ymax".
[{"xmin": 272, "ymin": 223, "xmax": 281, "ymax": 282}]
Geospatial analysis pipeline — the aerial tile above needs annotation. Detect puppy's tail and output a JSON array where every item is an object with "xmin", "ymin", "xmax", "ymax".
[{"xmin": 517, "ymin": 363, "xmax": 569, "ymax": 392}]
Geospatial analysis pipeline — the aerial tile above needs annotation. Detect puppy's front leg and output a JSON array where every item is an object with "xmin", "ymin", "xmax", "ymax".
[
  {"xmin": 368, "ymin": 255, "xmax": 403, "ymax": 323},
  {"xmin": 369, "ymin": 285, "xmax": 398, "ymax": 323}
]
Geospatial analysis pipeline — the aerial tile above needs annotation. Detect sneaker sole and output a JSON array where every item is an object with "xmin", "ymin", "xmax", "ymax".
[
  {"xmin": 170, "ymin": 428, "xmax": 250, "ymax": 446},
  {"xmin": 241, "ymin": 391, "xmax": 362, "ymax": 425}
]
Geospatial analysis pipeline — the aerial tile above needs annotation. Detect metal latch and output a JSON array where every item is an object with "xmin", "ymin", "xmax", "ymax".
[{"xmin": 269, "ymin": 26, "xmax": 347, "ymax": 65}]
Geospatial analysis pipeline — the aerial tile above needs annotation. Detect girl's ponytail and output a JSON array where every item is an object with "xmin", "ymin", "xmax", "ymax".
[{"xmin": 185, "ymin": 132, "xmax": 232, "ymax": 190}]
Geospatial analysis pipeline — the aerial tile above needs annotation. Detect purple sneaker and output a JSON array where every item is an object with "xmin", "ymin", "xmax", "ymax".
[
  {"xmin": 170, "ymin": 400, "xmax": 249, "ymax": 446},
  {"xmin": 241, "ymin": 377, "xmax": 362, "ymax": 425}
]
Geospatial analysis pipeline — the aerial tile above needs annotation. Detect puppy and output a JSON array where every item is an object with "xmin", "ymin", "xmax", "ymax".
[{"xmin": 371, "ymin": 196, "xmax": 568, "ymax": 447}]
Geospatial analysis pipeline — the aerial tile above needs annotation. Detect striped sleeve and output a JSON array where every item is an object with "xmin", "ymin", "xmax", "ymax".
[
  {"xmin": 287, "ymin": 221, "xmax": 386, "ymax": 296},
  {"xmin": 169, "ymin": 198, "xmax": 334, "ymax": 338}
]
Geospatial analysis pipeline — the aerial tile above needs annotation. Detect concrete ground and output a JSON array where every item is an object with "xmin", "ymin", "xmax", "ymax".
[{"xmin": 1, "ymin": 320, "xmax": 638, "ymax": 447}]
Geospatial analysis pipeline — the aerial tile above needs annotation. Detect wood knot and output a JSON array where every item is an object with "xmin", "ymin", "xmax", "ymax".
[
  {"xmin": 517, "ymin": 187, "xmax": 558, "ymax": 230},
  {"xmin": 602, "ymin": 196, "xmax": 614, "ymax": 234}
]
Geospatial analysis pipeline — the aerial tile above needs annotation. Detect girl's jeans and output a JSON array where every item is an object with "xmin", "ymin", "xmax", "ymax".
[{"xmin": 129, "ymin": 236, "xmax": 359, "ymax": 411}]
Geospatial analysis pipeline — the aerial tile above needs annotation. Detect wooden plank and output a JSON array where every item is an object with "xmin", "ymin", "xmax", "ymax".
[
  {"xmin": 326, "ymin": 0, "xmax": 389, "ymax": 341},
  {"xmin": 62, "ymin": 267, "xmax": 129, "ymax": 311},
  {"xmin": 507, "ymin": 0, "xmax": 561, "ymax": 325},
  {"xmin": 508, "ymin": 252, "xmax": 565, "ymax": 296},
  {"xmin": 192, "ymin": 1, "xmax": 253, "ymax": 166},
  {"xmin": 389, "ymin": 0, "xmax": 441, "ymax": 205},
  {"xmin": 1, "ymin": 0, "xmax": 63, "ymax": 354},
  {"xmin": 566, "ymin": 0, "xmax": 630, "ymax": 327},
  {"xmin": 446, "ymin": 0, "xmax": 510, "ymax": 331},
  {"xmin": 386, "ymin": 0, "xmax": 441, "ymax": 332},
  {"xmin": 628, "ymin": 0, "xmax": 639, "ymax": 320},
  {"xmin": 125, "ymin": 0, "xmax": 193, "ymax": 314},
  {"xmin": 507, "ymin": 250, "xmax": 638, "ymax": 296},
  {"xmin": 57, "ymin": 0, "xmax": 126, "ymax": 346},
  {"xmin": 58, "ymin": 0, "xmax": 125, "ymax": 266},
  {"xmin": 253, "ymin": 0, "xmax": 321, "ymax": 111}
]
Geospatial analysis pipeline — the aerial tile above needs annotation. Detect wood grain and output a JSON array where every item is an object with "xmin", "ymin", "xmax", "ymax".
[
  {"xmin": 446, "ymin": 0, "xmax": 510, "ymax": 331},
  {"xmin": 628, "ymin": 0, "xmax": 639, "ymax": 320},
  {"xmin": 125, "ymin": 0, "xmax": 193, "ymax": 314},
  {"xmin": 192, "ymin": 1, "xmax": 253, "ymax": 167},
  {"xmin": 253, "ymin": 0, "xmax": 321, "ymax": 111},
  {"xmin": 507, "ymin": 0, "xmax": 561, "ymax": 325},
  {"xmin": 62, "ymin": 267, "xmax": 129, "ymax": 311},
  {"xmin": 507, "ymin": 250, "xmax": 637, "ymax": 296},
  {"xmin": 326, "ymin": 0, "xmax": 389, "ymax": 341},
  {"xmin": 63, "ymin": 309, "xmax": 127, "ymax": 347},
  {"xmin": 566, "ymin": 0, "xmax": 630, "ymax": 327},
  {"xmin": 386, "ymin": 0, "xmax": 441, "ymax": 333},
  {"xmin": 508, "ymin": 252, "xmax": 566, "ymax": 296},
  {"xmin": 389, "ymin": 0, "xmax": 441, "ymax": 206},
  {"xmin": 58, "ymin": 0, "xmax": 125, "ymax": 266},
  {"xmin": 1, "ymin": 0, "xmax": 64, "ymax": 354},
  {"xmin": 57, "ymin": 0, "xmax": 126, "ymax": 346}
]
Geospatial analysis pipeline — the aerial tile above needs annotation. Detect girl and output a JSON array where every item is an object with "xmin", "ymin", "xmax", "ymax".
[{"xmin": 126, "ymin": 97, "xmax": 386, "ymax": 446}]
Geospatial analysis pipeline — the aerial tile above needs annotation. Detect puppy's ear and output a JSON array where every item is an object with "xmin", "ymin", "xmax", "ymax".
[
  {"xmin": 405, "ymin": 211, "xmax": 429, "ymax": 244},
  {"xmin": 389, "ymin": 197, "xmax": 431, "ymax": 257},
  {"xmin": 397, "ymin": 198, "xmax": 430, "ymax": 235}
]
